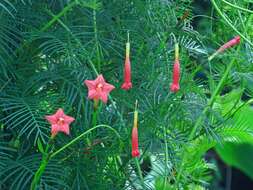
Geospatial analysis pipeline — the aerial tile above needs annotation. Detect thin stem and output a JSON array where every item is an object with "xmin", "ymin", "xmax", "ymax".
[
  {"xmin": 176, "ymin": 46, "xmax": 240, "ymax": 181},
  {"xmin": 0, "ymin": 78, "xmax": 11, "ymax": 92},
  {"xmin": 50, "ymin": 124, "xmax": 121, "ymax": 158},
  {"xmin": 134, "ymin": 157, "xmax": 145, "ymax": 189},
  {"xmin": 14, "ymin": 1, "xmax": 78, "ymax": 55},
  {"xmin": 233, "ymin": 0, "xmax": 245, "ymax": 30},
  {"xmin": 163, "ymin": 125, "xmax": 169, "ymax": 189},
  {"xmin": 221, "ymin": 0, "xmax": 253, "ymax": 14},
  {"xmin": 44, "ymin": 9, "xmax": 125, "ymax": 127},
  {"xmin": 225, "ymin": 166, "xmax": 232, "ymax": 190},
  {"xmin": 30, "ymin": 137, "xmax": 54, "ymax": 190},
  {"xmin": 40, "ymin": 1, "xmax": 77, "ymax": 32},
  {"xmin": 92, "ymin": 100, "xmax": 99, "ymax": 126},
  {"xmin": 93, "ymin": 6, "xmax": 101, "ymax": 72},
  {"xmin": 211, "ymin": 0, "xmax": 253, "ymax": 47}
]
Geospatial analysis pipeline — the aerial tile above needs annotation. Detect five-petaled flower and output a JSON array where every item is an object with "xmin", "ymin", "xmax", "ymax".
[
  {"xmin": 84, "ymin": 74, "xmax": 115, "ymax": 103},
  {"xmin": 131, "ymin": 102, "xmax": 140, "ymax": 157},
  {"xmin": 45, "ymin": 108, "xmax": 75, "ymax": 137},
  {"xmin": 121, "ymin": 36, "xmax": 132, "ymax": 90},
  {"xmin": 170, "ymin": 43, "xmax": 180, "ymax": 92}
]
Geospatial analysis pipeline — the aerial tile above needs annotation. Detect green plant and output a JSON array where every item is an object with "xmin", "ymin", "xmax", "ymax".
[{"xmin": 0, "ymin": 0, "xmax": 253, "ymax": 189}]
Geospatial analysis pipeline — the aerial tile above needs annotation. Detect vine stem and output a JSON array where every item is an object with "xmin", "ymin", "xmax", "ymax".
[
  {"xmin": 30, "ymin": 137, "xmax": 54, "ymax": 190},
  {"xmin": 134, "ymin": 157, "xmax": 145, "ymax": 189},
  {"xmin": 40, "ymin": 1, "xmax": 77, "ymax": 32},
  {"xmin": 93, "ymin": 4, "xmax": 101, "ymax": 72},
  {"xmin": 176, "ymin": 46, "xmax": 240, "ymax": 182},
  {"xmin": 221, "ymin": 0, "xmax": 253, "ymax": 14},
  {"xmin": 163, "ymin": 125, "xmax": 169, "ymax": 189},
  {"xmin": 15, "ymin": 1, "xmax": 78, "ymax": 56},
  {"xmin": 50, "ymin": 124, "xmax": 121, "ymax": 158},
  {"xmin": 30, "ymin": 125, "xmax": 121, "ymax": 190},
  {"xmin": 210, "ymin": 0, "xmax": 253, "ymax": 47},
  {"xmin": 45, "ymin": 8, "xmax": 125, "ymax": 126}
]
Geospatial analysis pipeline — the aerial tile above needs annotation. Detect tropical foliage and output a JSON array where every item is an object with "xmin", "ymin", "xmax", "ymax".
[{"xmin": 0, "ymin": 0, "xmax": 253, "ymax": 190}]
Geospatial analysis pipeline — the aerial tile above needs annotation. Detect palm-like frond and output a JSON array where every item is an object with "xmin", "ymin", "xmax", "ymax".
[{"xmin": 0, "ymin": 154, "xmax": 69, "ymax": 190}]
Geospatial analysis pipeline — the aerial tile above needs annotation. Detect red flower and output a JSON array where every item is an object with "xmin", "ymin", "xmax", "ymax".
[
  {"xmin": 121, "ymin": 41, "xmax": 132, "ymax": 90},
  {"xmin": 45, "ymin": 108, "xmax": 75, "ymax": 137},
  {"xmin": 84, "ymin": 75, "xmax": 115, "ymax": 103},
  {"xmin": 209, "ymin": 36, "xmax": 241, "ymax": 61},
  {"xmin": 131, "ymin": 105, "xmax": 140, "ymax": 157},
  {"xmin": 170, "ymin": 43, "xmax": 180, "ymax": 92}
]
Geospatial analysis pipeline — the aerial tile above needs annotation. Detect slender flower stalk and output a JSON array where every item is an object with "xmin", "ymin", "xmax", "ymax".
[
  {"xmin": 208, "ymin": 35, "xmax": 240, "ymax": 61},
  {"xmin": 170, "ymin": 43, "xmax": 180, "ymax": 92},
  {"xmin": 30, "ymin": 138, "xmax": 53, "ymax": 190},
  {"xmin": 30, "ymin": 109, "xmax": 75, "ymax": 190},
  {"xmin": 131, "ymin": 101, "xmax": 145, "ymax": 188},
  {"xmin": 121, "ymin": 33, "xmax": 132, "ymax": 90},
  {"xmin": 131, "ymin": 101, "xmax": 140, "ymax": 157}
]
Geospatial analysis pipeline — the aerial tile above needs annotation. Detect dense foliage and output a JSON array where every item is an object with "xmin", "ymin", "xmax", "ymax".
[{"xmin": 0, "ymin": 0, "xmax": 253, "ymax": 189}]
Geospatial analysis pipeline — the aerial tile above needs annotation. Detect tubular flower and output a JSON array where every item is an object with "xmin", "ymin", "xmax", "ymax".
[
  {"xmin": 121, "ymin": 40, "xmax": 132, "ymax": 90},
  {"xmin": 45, "ymin": 108, "xmax": 75, "ymax": 137},
  {"xmin": 170, "ymin": 43, "xmax": 180, "ymax": 92},
  {"xmin": 84, "ymin": 74, "xmax": 115, "ymax": 103},
  {"xmin": 131, "ymin": 103, "xmax": 140, "ymax": 157},
  {"xmin": 208, "ymin": 36, "xmax": 241, "ymax": 61}
]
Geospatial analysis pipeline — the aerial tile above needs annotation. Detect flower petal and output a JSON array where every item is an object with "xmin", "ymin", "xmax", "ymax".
[
  {"xmin": 55, "ymin": 108, "xmax": 64, "ymax": 118},
  {"xmin": 100, "ymin": 92, "xmax": 108, "ymax": 103},
  {"xmin": 88, "ymin": 89, "xmax": 99, "ymax": 99},
  {"xmin": 84, "ymin": 79, "xmax": 97, "ymax": 90},
  {"xmin": 51, "ymin": 124, "xmax": 60, "ymax": 136},
  {"xmin": 103, "ymin": 83, "xmax": 115, "ymax": 93},
  {"xmin": 96, "ymin": 75, "xmax": 105, "ymax": 84},
  {"xmin": 45, "ymin": 115, "xmax": 57, "ymax": 125},
  {"xmin": 63, "ymin": 115, "xmax": 75, "ymax": 124},
  {"xmin": 60, "ymin": 124, "xmax": 70, "ymax": 135}
]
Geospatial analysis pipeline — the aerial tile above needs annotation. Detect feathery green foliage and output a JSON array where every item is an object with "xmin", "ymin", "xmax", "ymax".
[{"xmin": 0, "ymin": 0, "xmax": 253, "ymax": 189}]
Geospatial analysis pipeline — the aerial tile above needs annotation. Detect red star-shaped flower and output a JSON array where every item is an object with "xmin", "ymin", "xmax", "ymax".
[
  {"xmin": 45, "ymin": 108, "xmax": 75, "ymax": 137},
  {"xmin": 84, "ymin": 74, "xmax": 115, "ymax": 103}
]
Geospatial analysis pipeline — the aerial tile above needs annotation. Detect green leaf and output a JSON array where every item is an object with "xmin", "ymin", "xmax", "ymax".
[
  {"xmin": 155, "ymin": 177, "xmax": 173, "ymax": 190},
  {"xmin": 216, "ymin": 143, "xmax": 253, "ymax": 179},
  {"xmin": 214, "ymin": 90, "xmax": 253, "ymax": 179},
  {"xmin": 37, "ymin": 138, "xmax": 44, "ymax": 154}
]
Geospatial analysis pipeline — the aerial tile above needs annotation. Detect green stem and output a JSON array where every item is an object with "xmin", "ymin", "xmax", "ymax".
[
  {"xmin": 221, "ymin": 0, "xmax": 253, "ymax": 14},
  {"xmin": 44, "ymin": 10, "xmax": 125, "ymax": 127},
  {"xmin": 134, "ymin": 157, "xmax": 145, "ymax": 189},
  {"xmin": 176, "ymin": 46, "xmax": 240, "ymax": 182},
  {"xmin": 93, "ymin": 6, "xmax": 101, "ymax": 72},
  {"xmin": 92, "ymin": 100, "xmax": 99, "ymax": 126},
  {"xmin": 30, "ymin": 158, "xmax": 48, "ymax": 190},
  {"xmin": 15, "ymin": 1, "xmax": 78, "ymax": 56},
  {"xmin": 30, "ymin": 138, "xmax": 54, "ymax": 190},
  {"xmin": 210, "ymin": 0, "xmax": 253, "ymax": 47},
  {"xmin": 50, "ymin": 124, "xmax": 121, "ymax": 158},
  {"xmin": 163, "ymin": 125, "xmax": 169, "ymax": 189},
  {"xmin": 92, "ymin": 109, "xmax": 98, "ymax": 125},
  {"xmin": 40, "ymin": 1, "xmax": 77, "ymax": 32}
]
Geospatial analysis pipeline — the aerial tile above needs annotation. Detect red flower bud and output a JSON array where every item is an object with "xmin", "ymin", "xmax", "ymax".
[
  {"xmin": 170, "ymin": 43, "xmax": 180, "ymax": 92},
  {"xmin": 217, "ymin": 36, "xmax": 240, "ymax": 53},
  {"xmin": 131, "ymin": 102, "xmax": 140, "ymax": 157},
  {"xmin": 208, "ymin": 36, "xmax": 241, "ymax": 61},
  {"xmin": 121, "ymin": 40, "xmax": 132, "ymax": 90}
]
